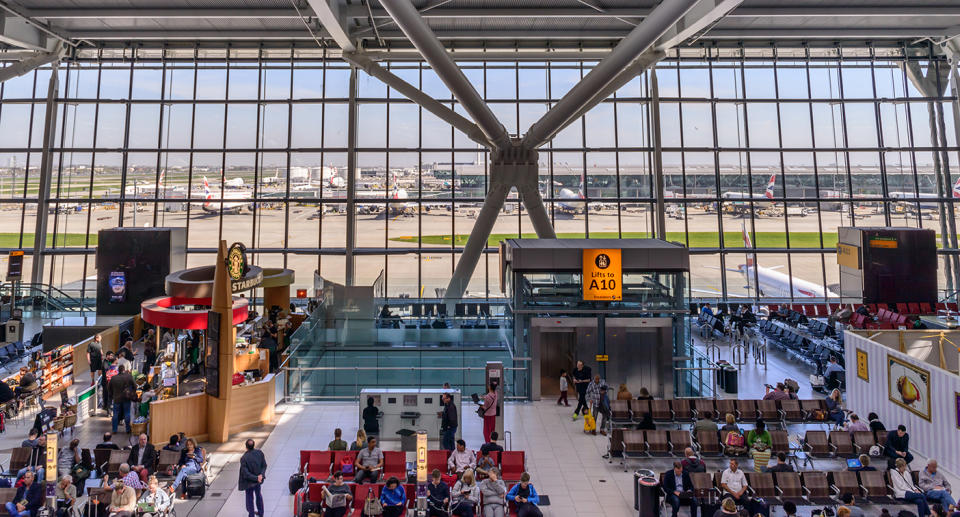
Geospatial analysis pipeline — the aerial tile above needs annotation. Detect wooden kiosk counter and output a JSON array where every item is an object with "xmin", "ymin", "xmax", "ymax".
[{"xmin": 148, "ymin": 374, "xmax": 276, "ymax": 445}]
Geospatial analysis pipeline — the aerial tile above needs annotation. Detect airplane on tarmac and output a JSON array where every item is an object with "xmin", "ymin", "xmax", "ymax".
[
  {"xmin": 889, "ymin": 177, "xmax": 960, "ymax": 210},
  {"xmin": 198, "ymin": 176, "xmax": 253, "ymax": 214}
]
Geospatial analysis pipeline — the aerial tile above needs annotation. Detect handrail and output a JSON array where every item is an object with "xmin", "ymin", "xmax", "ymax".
[{"xmin": 0, "ymin": 281, "xmax": 93, "ymax": 313}]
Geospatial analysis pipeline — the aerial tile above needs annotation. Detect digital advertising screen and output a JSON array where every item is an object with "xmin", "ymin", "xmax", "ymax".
[{"xmin": 108, "ymin": 271, "xmax": 127, "ymax": 303}]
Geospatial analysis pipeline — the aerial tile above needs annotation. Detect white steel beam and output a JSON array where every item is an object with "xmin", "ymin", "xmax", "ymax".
[
  {"xmin": 0, "ymin": 11, "xmax": 50, "ymax": 50},
  {"xmin": 654, "ymin": 0, "xmax": 743, "ymax": 51},
  {"xmin": 349, "ymin": 5, "xmax": 960, "ymax": 18},
  {"xmin": 0, "ymin": 47, "xmax": 64, "ymax": 83},
  {"xmin": 305, "ymin": 0, "xmax": 355, "ymax": 51},
  {"xmin": 343, "ymin": 52, "xmax": 492, "ymax": 148},
  {"xmin": 523, "ymin": 0, "xmax": 700, "ymax": 149},
  {"xmin": 379, "ymin": 0, "xmax": 511, "ymax": 150}
]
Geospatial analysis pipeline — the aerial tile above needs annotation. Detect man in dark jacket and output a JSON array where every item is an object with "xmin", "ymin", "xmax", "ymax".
[
  {"xmin": 571, "ymin": 360, "xmax": 592, "ymax": 419},
  {"xmin": 239, "ymin": 439, "xmax": 267, "ymax": 517},
  {"xmin": 128, "ymin": 433, "xmax": 156, "ymax": 483},
  {"xmin": 5, "ymin": 470, "xmax": 42, "ymax": 517},
  {"xmin": 885, "ymin": 425, "xmax": 914, "ymax": 467},
  {"xmin": 663, "ymin": 461, "xmax": 697, "ymax": 517},
  {"xmin": 440, "ymin": 393, "xmax": 457, "ymax": 451},
  {"xmin": 108, "ymin": 364, "xmax": 135, "ymax": 434}
]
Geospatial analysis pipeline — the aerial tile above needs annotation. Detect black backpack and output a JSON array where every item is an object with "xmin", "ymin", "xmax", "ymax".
[
  {"xmin": 299, "ymin": 501, "xmax": 321, "ymax": 517},
  {"xmin": 288, "ymin": 472, "xmax": 304, "ymax": 494}
]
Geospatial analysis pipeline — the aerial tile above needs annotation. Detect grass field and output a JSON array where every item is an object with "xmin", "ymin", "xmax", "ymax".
[
  {"xmin": 391, "ymin": 231, "xmax": 845, "ymax": 248},
  {"xmin": 0, "ymin": 233, "xmax": 97, "ymax": 248}
]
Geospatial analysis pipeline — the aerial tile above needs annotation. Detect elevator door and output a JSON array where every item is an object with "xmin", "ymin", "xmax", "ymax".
[{"xmin": 539, "ymin": 331, "xmax": 576, "ymax": 396}]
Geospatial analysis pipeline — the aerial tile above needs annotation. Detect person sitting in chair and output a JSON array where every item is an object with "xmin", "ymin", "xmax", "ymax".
[{"xmin": 664, "ymin": 461, "xmax": 697, "ymax": 517}]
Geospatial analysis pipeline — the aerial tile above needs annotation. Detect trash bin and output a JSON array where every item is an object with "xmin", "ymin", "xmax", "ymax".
[
  {"xmin": 716, "ymin": 367, "xmax": 726, "ymax": 391},
  {"xmin": 397, "ymin": 429, "xmax": 417, "ymax": 452},
  {"xmin": 636, "ymin": 470, "xmax": 660, "ymax": 517},
  {"xmin": 723, "ymin": 366, "xmax": 738, "ymax": 394}
]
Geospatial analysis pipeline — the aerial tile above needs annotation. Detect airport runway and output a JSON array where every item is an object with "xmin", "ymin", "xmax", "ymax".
[{"xmin": 7, "ymin": 201, "xmax": 951, "ymax": 298}]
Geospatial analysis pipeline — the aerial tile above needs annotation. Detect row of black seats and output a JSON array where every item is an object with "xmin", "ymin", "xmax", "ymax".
[{"xmin": 0, "ymin": 341, "xmax": 27, "ymax": 365}]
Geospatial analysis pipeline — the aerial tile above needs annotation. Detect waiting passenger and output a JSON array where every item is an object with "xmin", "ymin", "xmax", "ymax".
[
  {"xmin": 379, "ymin": 477, "xmax": 406, "ymax": 517},
  {"xmin": 636, "ymin": 387, "xmax": 654, "ymax": 401},
  {"xmin": 505, "ymin": 472, "xmax": 543, "ymax": 517},
  {"xmin": 663, "ymin": 461, "xmax": 697, "ymax": 517},
  {"xmin": 427, "ymin": 469, "xmax": 450, "ymax": 517},
  {"xmin": 891, "ymin": 457, "xmax": 931, "ymax": 517},
  {"xmin": 681, "ymin": 448, "xmax": 707, "ymax": 473},
  {"xmin": 616, "ymin": 383, "xmax": 633, "ymax": 400},
  {"xmin": 353, "ymin": 436, "xmax": 383, "ymax": 485},
  {"xmin": 448, "ymin": 439, "xmax": 476, "ymax": 476},
  {"xmin": 837, "ymin": 507, "xmax": 851, "ymax": 517},
  {"xmin": 6, "ymin": 470, "xmax": 41, "ymax": 517},
  {"xmin": 782, "ymin": 501, "xmax": 798, "ymax": 517},
  {"xmin": 885, "ymin": 425, "xmax": 914, "ymax": 467},
  {"xmin": 328, "ymin": 428, "xmax": 348, "ymax": 451},
  {"xmin": 720, "ymin": 459, "xmax": 750, "ymax": 507},
  {"xmin": 350, "ymin": 430, "xmax": 367, "ymax": 451},
  {"xmin": 868, "ymin": 412, "xmax": 886, "ymax": 433},
  {"xmin": 763, "ymin": 452, "xmax": 793, "ymax": 473},
  {"xmin": 844, "ymin": 414, "xmax": 869, "ymax": 435},
  {"xmin": 825, "ymin": 389, "xmax": 846, "ymax": 427},
  {"xmin": 693, "ymin": 410, "xmax": 718, "ymax": 440},
  {"xmin": 848, "ymin": 454, "xmax": 875, "ymax": 472},
  {"xmin": 480, "ymin": 432, "xmax": 503, "ymax": 457},
  {"xmin": 713, "ymin": 497, "xmax": 738, "ymax": 517},
  {"xmin": 918, "ymin": 459, "xmax": 956, "ymax": 510},
  {"xmin": 746, "ymin": 420, "xmax": 772, "ymax": 471},
  {"xmin": 824, "ymin": 356, "xmax": 845, "ymax": 379},
  {"xmin": 451, "ymin": 469, "xmax": 480, "ymax": 517},
  {"xmin": 137, "ymin": 476, "xmax": 172, "ymax": 517},
  {"xmin": 475, "ymin": 449, "xmax": 496, "ymax": 480},
  {"xmin": 481, "ymin": 383, "xmax": 498, "ymax": 443},
  {"xmin": 0, "ymin": 379, "xmax": 15, "ymax": 404},
  {"xmin": 162, "ymin": 434, "xmax": 181, "ymax": 452},
  {"xmin": 721, "ymin": 413, "xmax": 740, "ymax": 434},
  {"xmin": 479, "ymin": 467, "xmax": 507, "ymax": 517},
  {"xmin": 840, "ymin": 493, "xmax": 864, "ymax": 517},
  {"xmin": 321, "ymin": 471, "xmax": 353, "ymax": 517},
  {"xmin": 168, "ymin": 438, "xmax": 204, "ymax": 495},
  {"xmin": 701, "ymin": 303, "xmax": 714, "ymax": 317},
  {"xmin": 55, "ymin": 474, "xmax": 77, "ymax": 517}
]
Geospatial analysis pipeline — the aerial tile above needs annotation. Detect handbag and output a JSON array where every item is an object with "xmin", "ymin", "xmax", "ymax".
[
  {"xmin": 363, "ymin": 496, "xmax": 383, "ymax": 516},
  {"xmin": 70, "ymin": 463, "xmax": 90, "ymax": 484},
  {"xmin": 340, "ymin": 456, "xmax": 354, "ymax": 475},
  {"xmin": 476, "ymin": 405, "xmax": 486, "ymax": 418}
]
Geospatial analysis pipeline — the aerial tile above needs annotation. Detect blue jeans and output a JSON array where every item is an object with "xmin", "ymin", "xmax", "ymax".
[
  {"xmin": 666, "ymin": 493, "xmax": 698, "ymax": 517},
  {"xmin": 902, "ymin": 491, "xmax": 931, "ymax": 517},
  {"xmin": 925, "ymin": 489, "xmax": 957, "ymax": 508},
  {"xmin": 17, "ymin": 466, "xmax": 43, "ymax": 482},
  {"xmin": 172, "ymin": 465, "xmax": 200, "ymax": 490},
  {"xmin": 112, "ymin": 401, "xmax": 131, "ymax": 433},
  {"xmin": 442, "ymin": 427, "xmax": 457, "ymax": 451},
  {"xmin": 5, "ymin": 502, "xmax": 30, "ymax": 517},
  {"xmin": 245, "ymin": 485, "xmax": 264, "ymax": 517}
]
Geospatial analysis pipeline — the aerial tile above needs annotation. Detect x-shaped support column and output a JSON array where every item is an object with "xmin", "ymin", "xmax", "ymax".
[{"xmin": 446, "ymin": 141, "xmax": 555, "ymax": 298}]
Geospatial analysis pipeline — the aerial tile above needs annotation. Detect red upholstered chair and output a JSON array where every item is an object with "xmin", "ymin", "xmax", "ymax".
[
  {"xmin": 500, "ymin": 451, "xmax": 525, "ymax": 482},
  {"xmin": 307, "ymin": 451, "xmax": 332, "ymax": 481},
  {"xmin": 332, "ymin": 451, "xmax": 358, "ymax": 481},
  {"xmin": 427, "ymin": 450, "xmax": 449, "ymax": 474},
  {"xmin": 382, "ymin": 451, "xmax": 406, "ymax": 481}
]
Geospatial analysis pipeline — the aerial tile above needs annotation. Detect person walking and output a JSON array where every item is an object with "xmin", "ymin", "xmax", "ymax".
[
  {"xmin": 87, "ymin": 333, "xmax": 103, "ymax": 387},
  {"xmin": 571, "ymin": 361, "xmax": 592, "ymax": 420},
  {"xmin": 557, "ymin": 369, "xmax": 570, "ymax": 407},
  {"xmin": 108, "ymin": 364, "xmax": 135, "ymax": 434},
  {"xmin": 441, "ymin": 393, "xmax": 458, "ymax": 452},
  {"xmin": 239, "ymin": 439, "xmax": 267, "ymax": 517},
  {"xmin": 482, "ymin": 382, "xmax": 498, "ymax": 444}
]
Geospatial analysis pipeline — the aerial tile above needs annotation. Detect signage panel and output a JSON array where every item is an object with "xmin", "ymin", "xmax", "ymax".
[
  {"xmin": 582, "ymin": 249, "xmax": 622, "ymax": 301},
  {"xmin": 837, "ymin": 243, "xmax": 861, "ymax": 269}
]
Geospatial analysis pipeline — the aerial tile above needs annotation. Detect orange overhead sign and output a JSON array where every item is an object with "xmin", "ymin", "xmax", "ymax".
[{"xmin": 582, "ymin": 249, "xmax": 622, "ymax": 301}]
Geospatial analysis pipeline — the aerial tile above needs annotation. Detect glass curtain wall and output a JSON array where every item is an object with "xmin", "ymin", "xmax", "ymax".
[{"xmin": 0, "ymin": 44, "xmax": 957, "ymax": 301}]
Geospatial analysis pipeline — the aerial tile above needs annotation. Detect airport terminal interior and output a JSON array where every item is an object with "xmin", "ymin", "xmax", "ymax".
[{"xmin": 1, "ymin": 1, "xmax": 960, "ymax": 516}]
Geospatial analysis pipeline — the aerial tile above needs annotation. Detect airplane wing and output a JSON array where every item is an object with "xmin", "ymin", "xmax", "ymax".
[
  {"xmin": 690, "ymin": 287, "xmax": 751, "ymax": 298},
  {"xmin": 703, "ymin": 265, "xmax": 743, "ymax": 273},
  {"xmin": 766, "ymin": 265, "xmax": 784, "ymax": 270}
]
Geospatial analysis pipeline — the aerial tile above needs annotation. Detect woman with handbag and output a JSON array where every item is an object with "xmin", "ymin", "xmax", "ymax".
[{"xmin": 481, "ymin": 383, "xmax": 498, "ymax": 443}]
